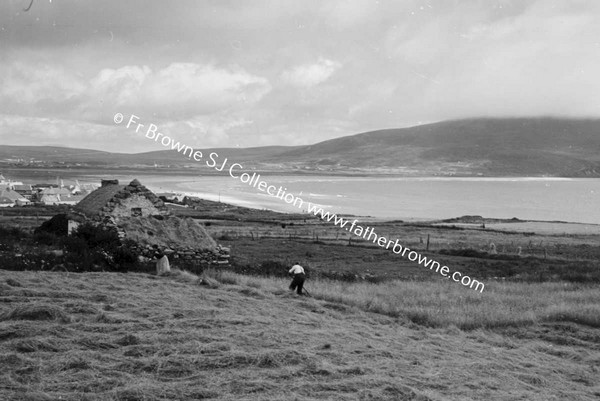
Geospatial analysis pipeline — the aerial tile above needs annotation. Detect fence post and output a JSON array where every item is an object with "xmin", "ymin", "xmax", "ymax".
[{"xmin": 426, "ymin": 234, "xmax": 430, "ymax": 251}]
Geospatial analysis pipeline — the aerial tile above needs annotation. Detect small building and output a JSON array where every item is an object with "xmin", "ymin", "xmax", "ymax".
[
  {"xmin": 56, "ymin": 194, "xmax": 87, "ymax": 206},
  {"xmin": 40, "ymin": 187, "xmax": 72, "ymax": 197},
  {"xmin": 13, "ymin": 184, "xmax": 34, "ymax": 200},
  {"xmin": 156, "ymin": 192, "xmax": 182, "ymax": 202},
  {"xmin": 0, "ymin": 188, "xmax": 30, "ymax": 207},
  {"xmin": 0, "ymin": 173, "xmax": 24, "ymax": 190},
  {"xmin": 39, "ymin": 194, "xmax": 61, "ymax": 205},
  {"xmin": 40, "ymin": 193, "xmax": 87, "ymax": 206}
]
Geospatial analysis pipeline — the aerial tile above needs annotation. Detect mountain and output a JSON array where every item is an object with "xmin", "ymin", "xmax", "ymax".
[
  {"xmin": 263, "ymin": 117, "xmax": 600, "ymax": 176},
  {"xmin": 2, "ymin": 117, "xmax": 600, "ymax": 176}
]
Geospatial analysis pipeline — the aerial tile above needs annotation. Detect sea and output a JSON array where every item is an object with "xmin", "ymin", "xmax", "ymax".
[{"xmin": 44, "ymin": 173, "xmax": 599, "ymax": 225}]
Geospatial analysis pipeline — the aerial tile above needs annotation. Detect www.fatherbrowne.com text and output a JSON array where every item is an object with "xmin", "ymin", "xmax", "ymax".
[{"xmin": 115, "ymin": 113, "xmax": 485, "ymax": 293}]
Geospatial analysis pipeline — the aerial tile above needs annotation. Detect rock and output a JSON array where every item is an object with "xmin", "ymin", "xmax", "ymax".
[{"xmin": 156, "ymin": 255, "xmax": 171, "ymax": 275}]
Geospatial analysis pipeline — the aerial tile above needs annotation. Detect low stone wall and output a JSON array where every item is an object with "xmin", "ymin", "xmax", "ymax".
[{"xmin": 137, "ymin": 244, "xmax": 231, "ymax": 265}]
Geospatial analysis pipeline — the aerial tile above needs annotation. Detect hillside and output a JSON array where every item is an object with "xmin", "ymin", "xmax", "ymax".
[
  {"xmin": 0, "ymin": 145, "xmax": 297, "ymax": 167},
  {"xmin": 1, "ymin": 270, "xmax": 599, "ymax": 400},
  {"xmin": 267, "ymin": 117, "xmax": 600, "ymax": 176},
  {"xmin": 2, "ymin": 117, "xmax": 600, "ymax": 176}
]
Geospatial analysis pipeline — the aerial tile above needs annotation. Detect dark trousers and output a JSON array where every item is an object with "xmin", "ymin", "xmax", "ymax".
[{"xmin": 289, "ymin": 273, "xmax": 305, "ymax": 295}]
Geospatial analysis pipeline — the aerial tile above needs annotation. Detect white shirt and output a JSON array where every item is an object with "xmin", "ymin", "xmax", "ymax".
[{"xmin": 289, "ymin": 265, "xmax": 305, "ymax": 275}]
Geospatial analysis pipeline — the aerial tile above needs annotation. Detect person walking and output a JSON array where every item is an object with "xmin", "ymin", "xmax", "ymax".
[{"xmin": 288, "ymin": 262, "xmax": 305, "ymax": 295}]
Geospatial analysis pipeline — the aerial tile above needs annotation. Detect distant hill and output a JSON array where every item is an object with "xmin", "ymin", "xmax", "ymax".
[
  {"xmin": 2, "ymin": 117, "xmax": 600, "ymax": 176},
  {"xmin": 0, "ymin": 145, "xmax": 298, "ymax": 167},
  {"xmin": 264, "ymin": 117, "xmax": 600, "ymax": 176}
]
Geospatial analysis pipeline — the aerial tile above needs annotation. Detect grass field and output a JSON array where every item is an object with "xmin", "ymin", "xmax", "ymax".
[{"xmin": 1, "ymin": 269, "xmax": 599, "ymax": 400}]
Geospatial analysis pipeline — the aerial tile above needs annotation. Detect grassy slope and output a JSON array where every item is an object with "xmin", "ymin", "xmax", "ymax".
[{"xmin": 1, "ymin": 270, "xmax": 599, "ymax": 401}]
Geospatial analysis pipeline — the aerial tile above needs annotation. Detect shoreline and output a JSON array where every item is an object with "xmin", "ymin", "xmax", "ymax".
[
  {"xmin": 152, "ymin": 187, "xmax": 600, "ymax": 235},
  {"xmin": 3, "ymin": 166, "xmax": 599, "ymax": 180},
  {"xmin": 3, "ymin": 167, "xmax": 600, "ymax": 227}
]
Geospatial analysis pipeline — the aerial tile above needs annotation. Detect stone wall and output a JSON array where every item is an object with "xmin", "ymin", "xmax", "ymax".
[
  {"xmin": 137, "ymin": 244, "xmax": 231, "ymax": 266},
  {"xmin": 95, "ymin": 179, "xmax": 165, "ymax": 222},
  {"xmin": 110, "ymin": 194, "xmax": 161, "ymax": 220}
]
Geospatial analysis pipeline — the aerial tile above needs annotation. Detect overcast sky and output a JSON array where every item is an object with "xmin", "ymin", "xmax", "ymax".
[{"xmin": 1, "ymin": 0, "xmax": 599, "ymax": 153}]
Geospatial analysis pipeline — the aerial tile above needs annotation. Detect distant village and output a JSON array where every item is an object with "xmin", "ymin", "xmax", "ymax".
[{"xmin": 0, "ymin": 173, "xmax": 100, "ymax": 208}]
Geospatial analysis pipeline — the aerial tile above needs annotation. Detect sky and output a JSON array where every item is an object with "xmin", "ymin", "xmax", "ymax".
[{"xmin": 1, "ymin": 0, "xmax": 599, "ymax": 153}]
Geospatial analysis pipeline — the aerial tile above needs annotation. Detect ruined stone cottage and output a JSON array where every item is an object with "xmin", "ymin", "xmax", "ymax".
[
  {"xmin": 74, "ymin": 179, "xmax": 163, "ymax": 220},
  {"xmin": 43, "ymin": 179, "xmax": 230, "ymax": 265}
]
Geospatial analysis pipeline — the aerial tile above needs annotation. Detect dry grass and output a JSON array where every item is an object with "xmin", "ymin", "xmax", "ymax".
[
  {"xmin": 0, "ymin": 304, "xmax": 72, "ymax": 323},
  {"xmin": 197, "ymin": 270, "xmax": 600, "ymax": 330},
  {"xmin": 288, "ymin": 278, "xmax": 600, "ymax": 330},
  {"xmin": 0, "ymin": 270, "xmax": 599, "ymax": 400}
]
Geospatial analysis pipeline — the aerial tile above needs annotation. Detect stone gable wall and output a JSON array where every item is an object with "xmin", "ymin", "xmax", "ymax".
[{"xmin": 110, "ymin": 194, "xmax": 161, "ymax": 219}]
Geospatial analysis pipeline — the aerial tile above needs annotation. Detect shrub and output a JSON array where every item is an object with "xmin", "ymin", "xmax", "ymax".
[
  {"xmin": 0, "ymin": 226, "xmax": 29, "ymax": 243},
  {"xmin": 112, "ymin": 239, "xmax": 140, "ymax": 267},
  {"xmin": 66, "ymin": 223, "xmax": 139, "ymax": 271},
  {"xmin": 33, "ymin": 230, "xmax": 61, "ymax": 246},
  {"xmin": 73, "ymin": 222, "xmax": 120, "ymax": 250},
  {"xmin": 35, "ymin": 213, "xmax": 68, "ymax": 236},
  {"xmin": 62, "ymin": 235, "xmax": 88, "ymax": 254}
]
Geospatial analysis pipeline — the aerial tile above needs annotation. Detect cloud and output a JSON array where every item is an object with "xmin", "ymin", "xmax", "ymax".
[
  {"xmin": 317, "ymin": 0, "xmax": 379, "ymax": 29},
  {"xmin": 0, "ymin": 61, "xmax": 87, "ymax": 115},
  {"xmin": 86, "ymin": 63, "xmax": 271, "ymax": 120},
  {"xmin": 281, "ymin": 58, "xmax": 342, "ymax": 88},
  {"xmin": 0, "ymin": 114, "xmax": 142, "ymax": 152},
  {"xmin": 161, "ymin": 113, "xmax": 256, "ymax": 148},
  {"xmin": 2, "ymin": 0, "xmax": 600, "ymax": 152},
  {"xmin": 0, "ymin": 60, "xmax": 271, "ymax": 122}
]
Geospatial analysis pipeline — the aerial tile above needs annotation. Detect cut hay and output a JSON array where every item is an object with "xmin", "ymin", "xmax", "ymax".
[
  {"xmin": 13, "ymin": 338, "xmax": 62, "ymax": 353},
  {"xmin": 115, "ymin": 334, "xmax": 140, "ymax": 346},
  {"xmin": 118, "ymin": 215, "xmax": 217, "ymax": 251},
  {"xmin": 0, "ymin": 304, "xmax": 71, "ymax": 323},
  {"xmin": 197, "ymin": 276, "xmax": 220, "ymax": 289},
  {"xmin": 236, "ymin": 287, "xmax": 268, "ymax": 299},
  {"xmin": 199, "ymin": 350, "xmax": 310, "ymax": 370},
  {"xmin": 6, "ymin": 279, "xmax": 22, "ymax": 287},
  {"xmin": 0, "ymin": 283, "xmax": 13, "ymax": 295},
  {"xmin": 168, "ymin": 268, "xmax": 200, "ymax": 284}
]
